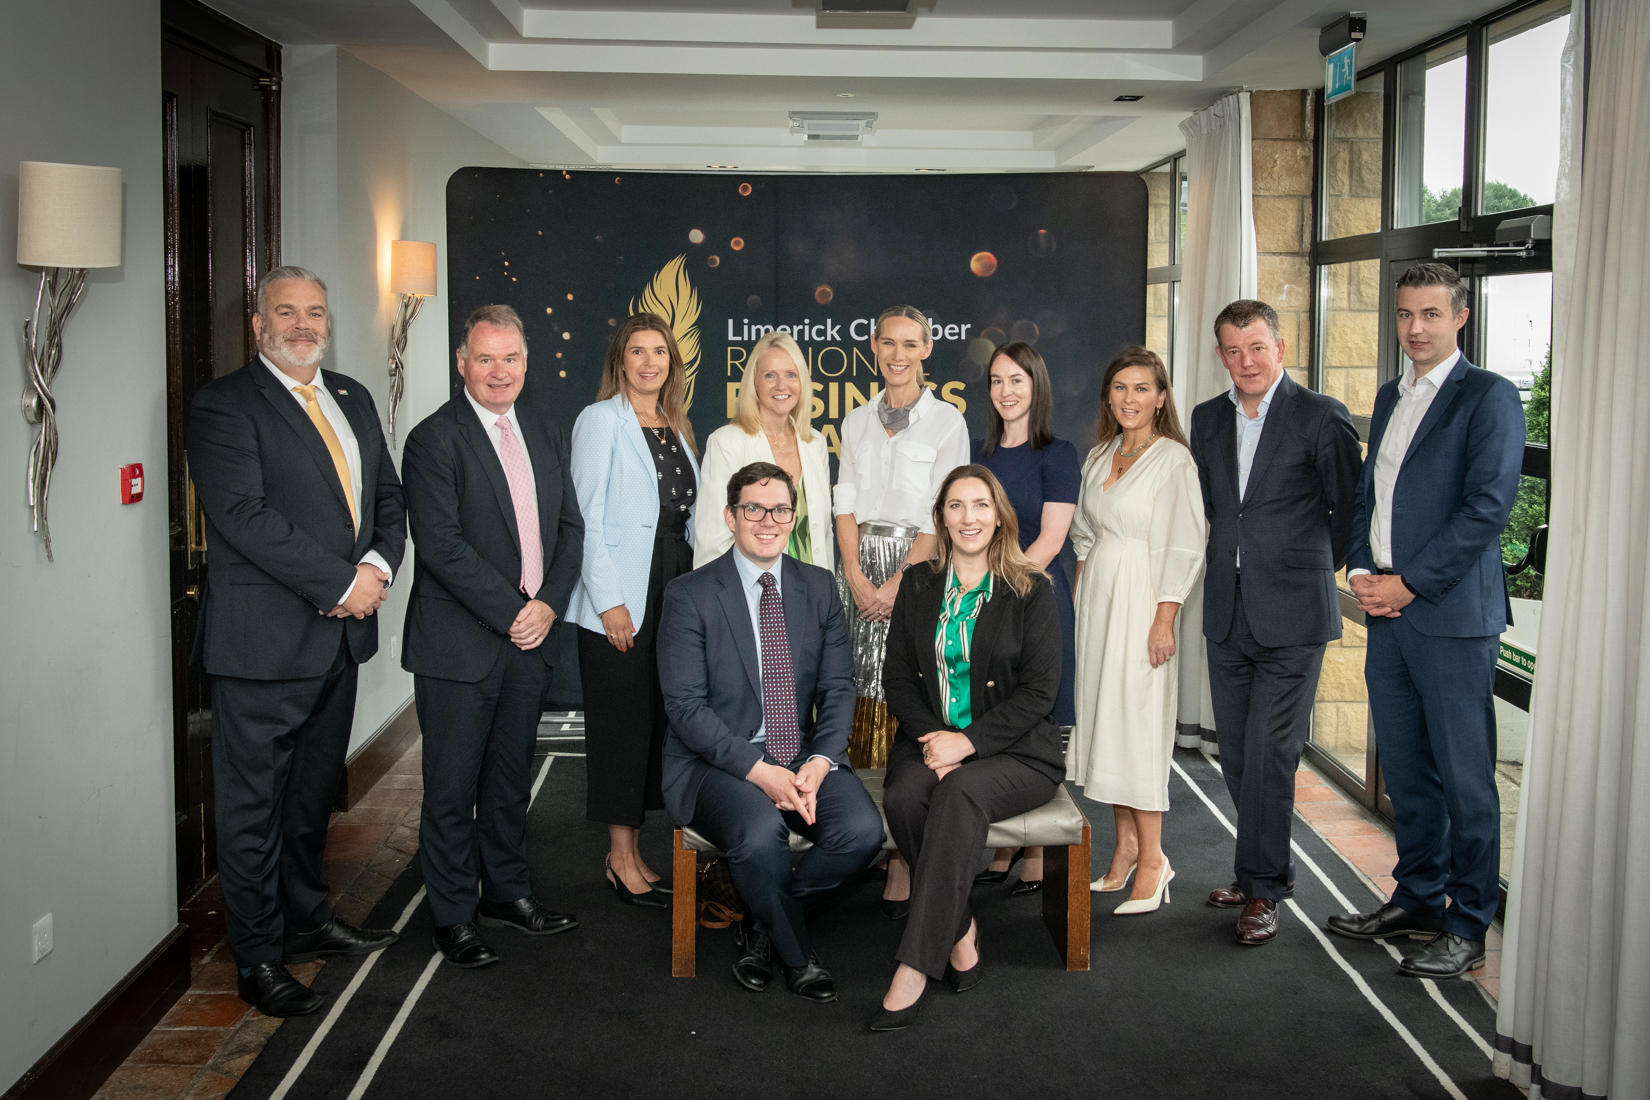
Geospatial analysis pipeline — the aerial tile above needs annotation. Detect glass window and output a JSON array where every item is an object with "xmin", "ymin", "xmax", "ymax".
[
  {"xmin": 1485, "ymin": 1, "xmax": 1571, "ymax": 213},
  {"xmin": 1481, "ymin": 271, "xmax": 1550, "ymax": 603},
  {"xmin": 1176, "ymin": 157, "xmax": 1189, "ymax": 263},
  {"xmin": 1323, "ymin": 74, "xmax": 1385, "ymax": 239},
  {"xmin": 1313, "ymin": 615, "xmax": 1370, "ymax": 778},
  {"xmin": 1145, "ymin": 162, "xmax": 1174, "ymax": 268},
  {"xmin": 1319, "ymin": 259, "xmax": 1382, "ymax": 417},
  {"xmin": 1395, "ymin": 38, "xmax": 1468, "ymax": 227},
  {"xmin": 1145, "ymin": 283, "xmax": 1171, "ymax": 364}
]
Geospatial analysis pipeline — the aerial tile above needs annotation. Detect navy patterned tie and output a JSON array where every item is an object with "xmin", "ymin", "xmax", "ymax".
[{"xmin": 757, "ymin": 571, "xmax": 800, "ymax": 768}]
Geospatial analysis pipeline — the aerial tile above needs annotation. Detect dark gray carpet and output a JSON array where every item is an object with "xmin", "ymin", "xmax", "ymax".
[{"xmin": 230, "ymin": 748, "xmax": 1513, "ymax": 1100}]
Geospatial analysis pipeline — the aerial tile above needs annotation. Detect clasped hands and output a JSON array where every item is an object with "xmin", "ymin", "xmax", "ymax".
[
  {"xmin": 1349, "ymin": 572, "xmax": 1414, "ymax": 618},
  {"xmin": 919, "ymin": 730, "xmax": 975, "ymax": 781},
  {"xmin": 847, "ymin": 567, "xmax": 902, "ymax": 622},
  {"xmin": 510, "ymin": 599, "xmax": 555, "ymax": 651},
  {"xmin": 325, "ymin": 563, "xmax": 390, "ymax": 619},
  {"xmin": 747, "ymin": 756, "xmax": 832, "ymax": 825}
]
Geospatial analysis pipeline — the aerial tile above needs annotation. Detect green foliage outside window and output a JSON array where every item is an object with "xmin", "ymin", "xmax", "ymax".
[
  {"xmin": 1502, "ymin": 352, "xmax": 1550, "ymax": 599},
  {"xmin": 1422, "ymin": 181, "xmax": 1539, "ymax": 224}
]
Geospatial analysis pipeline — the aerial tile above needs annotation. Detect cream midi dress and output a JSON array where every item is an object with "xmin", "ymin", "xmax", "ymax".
[{"xmin": 1067, "ymin": 437, "xmax": 1207, "ymax": 811}]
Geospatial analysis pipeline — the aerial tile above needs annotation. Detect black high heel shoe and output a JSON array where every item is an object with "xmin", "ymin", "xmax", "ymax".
[
  {"xmin": 973, "ymin": 848, "xmax": 1024, "ymax": 885},
  {"xmin": 868, "ymin": 983, "xmax": 928, "ymax": 1031},
  {"xmin": 606, "ymin": 857, "xmax": 668, "ymax": 910},
  {"xmin": 944, "ymin": 921, "xmax": 983, "ymax": 993}
]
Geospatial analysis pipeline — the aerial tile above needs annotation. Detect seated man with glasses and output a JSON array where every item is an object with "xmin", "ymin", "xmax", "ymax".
[{"xmin": 657, "ymin": 462, "xmax": 885, "ymax": 1001}]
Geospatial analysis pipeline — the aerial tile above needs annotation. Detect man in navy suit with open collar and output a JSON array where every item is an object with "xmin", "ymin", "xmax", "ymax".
[
  {"xmin": 657, "ymin": 462, "xmax": 885, "ymax": 1002},
  {"xmin": 189, "ymin": 266, "xmax": 406, "ymax": 1017},
  {"xmin": 401, "ymin": 304, "xmax": 585, "ymax": 968},
  {"xmin": 1327, "ymin": 263, "xmax": 1524, "ymax": 979}
]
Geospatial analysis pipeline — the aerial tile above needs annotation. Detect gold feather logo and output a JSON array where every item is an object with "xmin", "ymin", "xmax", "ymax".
[{"xmin": 630, "ymin": 254, "xmax": 702, "ymax": 410}]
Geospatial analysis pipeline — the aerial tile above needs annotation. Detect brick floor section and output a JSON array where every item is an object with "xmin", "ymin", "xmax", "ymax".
[
  {"xmin": 1293, "ymin": 762, "xmax": 1502, "ymax": 1004},
  {"xmin": 92, "ymin": 737, "xmax": 423, "ymax": 1100}
]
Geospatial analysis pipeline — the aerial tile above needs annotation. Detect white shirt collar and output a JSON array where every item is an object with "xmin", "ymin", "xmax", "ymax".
[
  {"xmin": 463, "ymin": 386, "xmax": 519, "ymax": 433},
  {"xmin": 732, "ymin": 544, "xmax": 783, "ymax": 593},
  {"xmin": 1227, "ymin": 368, "xmax": 1286, "ymax": 417},
  {"xmin": 260, "ymin": 352, "xmax": 322, "ymax": 391},
  {"xmin": 1402, "ymin": 349, "xmax": 1461, "ymax": 393}
]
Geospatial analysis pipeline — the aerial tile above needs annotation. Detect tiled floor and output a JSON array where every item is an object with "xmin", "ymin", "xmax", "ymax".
[{"xmin": 91, "ymin": 738, "xmax": 424, "ymax": 1100}]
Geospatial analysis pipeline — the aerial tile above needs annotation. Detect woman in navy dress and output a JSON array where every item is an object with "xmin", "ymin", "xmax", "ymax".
[{"xmin": 969, "ymin": 342, "xmax": 1080, "ymax": 895}]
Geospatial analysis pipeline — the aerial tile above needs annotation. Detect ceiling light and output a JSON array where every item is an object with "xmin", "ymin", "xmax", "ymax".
[
  {"xmin": 706, "ymin": 165, "xmax": 739, "ymax": 169},
  {"xmin": 789, "ymin": 111, "xmax": 877, "ymax": 142},
  {"xmin": 914, "ymin": 168, "xmax": 946, "ymax": 172},
  {"xmin": 837, "ymin": 93, "xmax": 855, "ymax": 98},
  {"xmin": 1114, "ymin": 94, "xmax": 1144, "ymax": 102},
  {"xmin": 817, "ymin": 0, "xmax": 912, "ymax": 12}
]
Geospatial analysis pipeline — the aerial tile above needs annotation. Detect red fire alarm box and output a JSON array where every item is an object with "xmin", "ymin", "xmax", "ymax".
[{"xmin": 120, "ymin": 463, "xmax": 144, "ymax": 504}]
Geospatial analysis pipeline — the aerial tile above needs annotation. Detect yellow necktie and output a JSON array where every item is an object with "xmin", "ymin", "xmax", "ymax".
[{"xmin": 294, "ymin": 384, "xmax": 358, "ymax": 532}]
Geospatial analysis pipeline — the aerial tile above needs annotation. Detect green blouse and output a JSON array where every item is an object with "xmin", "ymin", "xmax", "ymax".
[
  {"xmin": 787, "ymin": 482, "xmax": 812, "ymax": 565},
  {"xmin": 934, "ymin": 567, "xmax": 993, "ymax": 729}
]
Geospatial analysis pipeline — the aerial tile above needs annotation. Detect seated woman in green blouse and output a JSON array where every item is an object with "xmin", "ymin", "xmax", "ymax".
[{"xmin": 870, "ymin": 464, "xmax": 1067, "ymax": 1031}]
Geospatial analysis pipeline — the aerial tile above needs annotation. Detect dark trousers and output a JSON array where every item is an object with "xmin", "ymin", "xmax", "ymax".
[
  {"xmin": 690, "ymin": 763, "xmax": 884, "ymax": 968},
  {"xmin": 211, "ymin": 636, "xmax": 358, "ymax": 967},
  {"xmin": 883, "ymin": 743, "xmax": 1057, "ymax": 979},
  {"xmin": 415, "ymin": 643, "xmax": 549, "ymax": 927},
  {"xmin": 1206, "ymin": 590, "xmax": 1326, "ymax": 902},
  {"xmin": 1366, "ymin": 615, "xmax": 1501, "ymax": 940}
]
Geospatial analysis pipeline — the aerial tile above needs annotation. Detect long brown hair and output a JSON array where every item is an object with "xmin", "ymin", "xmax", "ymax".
[
  {"xmin": 599, "ymin": 312, "xmax": 698, "ymax": 456},
  {"xmin": 1095, "ymin": 346, "xmax": 1187, "ymax": 451},
  {"xmin": 981, "ymin": 342, "xmax": 1054, "ymax": 456},
  {"xmin": 928, "ymin": 464, "xmax": 1047, "ymax": 598}
]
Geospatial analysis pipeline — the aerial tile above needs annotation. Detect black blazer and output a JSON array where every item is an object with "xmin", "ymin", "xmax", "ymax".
[
  {"xmin": 188, "ymin": 358, "xmax": 406, "ymax": 680},
  {"xmin": 1189, "ymin": 373, "xmax": 1361, "ymax": 649},
  {"xmin": 399, "ymin": 397, "xmax": 584, "ymax": 682},
  {"xmin": 882, "ymin": 566, "xmax": 1065, "ymax": 784},
  {"xmin": 656, "ymin": 550, "xmax": 855, "ymax": 824}
]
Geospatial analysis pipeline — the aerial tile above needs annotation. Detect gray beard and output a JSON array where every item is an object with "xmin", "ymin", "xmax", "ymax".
[{"xmin": 267, "ymin": 331, "xmax": 328, "ymax": 368}]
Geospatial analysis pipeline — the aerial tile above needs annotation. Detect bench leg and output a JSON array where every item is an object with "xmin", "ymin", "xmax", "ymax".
[
  {"xmin": 1041, "ymin": 823, "xmax": 1092, "ymax": 971},
  {"xmin": 671, "ymin": 829, "xmax": 697, "ymax": 977}
]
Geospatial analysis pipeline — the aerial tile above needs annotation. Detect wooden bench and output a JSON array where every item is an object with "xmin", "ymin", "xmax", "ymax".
[{"xmin": 671, "ymin": 767, "xmax": 1092, "ymax": 976}]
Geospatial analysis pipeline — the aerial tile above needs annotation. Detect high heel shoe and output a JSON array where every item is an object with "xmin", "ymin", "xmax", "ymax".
[
  {"xmin": 1114, "ymin": 863, "xmax": 1173, "ymax": 915},
  {"xmin": 606, "ymin": 857, "xmax": 668, "ymax": 910},
  {"xmin": 879, "ymin": 897, "xmax": 910, "ymax": 920},
  {"xmin": 944, "ymin": 921, "xmax": 982, "ymax": 993},
  {"xmin": 868, "ymin": 985, "xmax": 927, "ymax": 1031},
  {"xmin": 973, "ymin": 848, "xmax": 1024, "ymax": 886},
  {"xmin": 1091, "ymin": 862, "xmax": 1138, "ymax": 893}
]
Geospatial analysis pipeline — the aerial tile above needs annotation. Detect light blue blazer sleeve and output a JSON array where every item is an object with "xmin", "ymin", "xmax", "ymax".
[{"xmin": 566, "ymin": 394, "xmax": 700, "ymax": 633}]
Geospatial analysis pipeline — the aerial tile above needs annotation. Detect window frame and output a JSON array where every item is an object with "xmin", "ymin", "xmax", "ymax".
[{"xmin": 1140, "ymin": 151, "xmax": 1186, "ymax": 383}]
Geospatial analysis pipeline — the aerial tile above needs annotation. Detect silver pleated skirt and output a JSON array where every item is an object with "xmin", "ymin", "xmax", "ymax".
[{"xmin": 835, "ymin": 521, "xmax": 920, "ymax": 700}]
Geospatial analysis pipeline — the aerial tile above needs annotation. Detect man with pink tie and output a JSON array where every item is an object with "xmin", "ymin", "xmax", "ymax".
[{"xmin": 401, "ymin": 305, "xmax": 586, "ymax": 968}]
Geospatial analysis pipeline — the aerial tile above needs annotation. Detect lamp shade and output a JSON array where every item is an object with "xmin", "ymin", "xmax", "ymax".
[
  {"xmin": 17, "ymin": 161, "xmax": 122, "ymax": 269},
  {"xmin": 390, "ymin": 240, "xmax": 438, "ymax": 296}
]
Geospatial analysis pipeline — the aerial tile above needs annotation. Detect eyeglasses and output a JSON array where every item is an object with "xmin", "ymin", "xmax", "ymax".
[{"xmin": 735, "ymin": 503, "xmax": 796, "ymax": 523}]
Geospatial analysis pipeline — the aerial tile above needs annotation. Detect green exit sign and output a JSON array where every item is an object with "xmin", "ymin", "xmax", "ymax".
[{"xmin": 1326, "ymin": 43, "xmax": 1357, "ymax": 104}]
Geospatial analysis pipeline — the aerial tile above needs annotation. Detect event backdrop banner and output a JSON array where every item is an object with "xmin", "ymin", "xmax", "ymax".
[{"xmin": 445, "ymin": 168, "xmax": 1147, "ymax": 464}]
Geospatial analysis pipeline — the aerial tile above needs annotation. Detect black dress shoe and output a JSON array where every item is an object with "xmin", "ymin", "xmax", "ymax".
[
  {"xmin": 477, "ymin": 896, "xmax": 579, "ymax": 936},
  {"xmin": 644, "ymin": 878, "xmax": 673, "ymax": 895},
  {"xmin": 1326, "ymin": 902, "xmax": 1444, "ymax": 941},
  {"xmin": 1235, "ymin": 898, "xmax": 1280, "ymax": 945},
  {"xmin": 974, "ymin": 848, "xmax": 1024, "ymax": 885},
  {"xmin": 1207, "ymin": 881, "xmax": 1295, "ymax": 909},
  {"xmin": 432, "ymin": 922, "xmax": 500, "ymax": 968},
  {"xmin": 606, "ymin": 858, "xmax": 669, "ymax": 910},
  {"xmin": 944, "ymin": 923, "xmax": 982, "ymax": 993},
  {"xmin": 868, "ymin": 987, "xmax": 926, "ymax": 1031},
  {"xmin": 783, "ymin": 954, "xmax": 837, "ymax": 1002},
  {"xmin": 1399, "ymin": 932, "xmax": 1486, "ymax": 978},
  {"xmin": 1009, "ymin": 878, "xmax": 1043, "ymax": 896},
  {"xmin": 283, "ymin": 917, "xmax": 398, "ymax": 963},
  {"xmin": 237, "ymin": 961, "xmax": 324, "ymax": 1017},
  {"xmin": 879, "ymin": 897, "xmax": 910, "ymax": 920},
  {"xmin": 732, "ymin": 930, "xmax": 775, "ymax": 992}
]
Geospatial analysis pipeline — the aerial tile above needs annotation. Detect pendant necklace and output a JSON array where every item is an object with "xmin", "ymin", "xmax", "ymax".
[{"xmin": 1118, "ymin": 432, "xmax": 1157, "ymax": 459}]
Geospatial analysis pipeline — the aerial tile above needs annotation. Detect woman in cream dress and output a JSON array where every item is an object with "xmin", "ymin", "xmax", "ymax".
[
  {"xmin": 1069, "ymin": 346, "xmax": 1206, "ymax": 915},
  {"xmin": 694, "ymin": 330, "xmax": 833, "ymax": 570}
]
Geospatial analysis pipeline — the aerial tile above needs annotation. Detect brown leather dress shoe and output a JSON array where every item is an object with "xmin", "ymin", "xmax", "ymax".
[
  {"xmin": 1235, "ymin": 898, "xmax": 1279, "ymax": 945},
  {"xmin": 1208, "ymin": 881, "xmax": 1295, "ymax": 908}
]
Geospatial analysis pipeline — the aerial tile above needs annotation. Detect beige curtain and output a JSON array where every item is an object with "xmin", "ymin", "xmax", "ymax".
[
  {"xmin": 1173, "ymin": 92, "xmax": 1258, "ymax": 749},
  {"xmin": 1495, "ymin": 2, "xmax": 1650, "ymax": 1096}
]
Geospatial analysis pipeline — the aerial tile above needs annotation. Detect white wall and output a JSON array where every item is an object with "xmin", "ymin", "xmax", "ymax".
[
  {"xmin": 0, "ymin": 0, "xmax": 176, "ymax": 1090},
  {"xmin": 282, "ymin": 45, "xmax": 524, "ymax": 752}
]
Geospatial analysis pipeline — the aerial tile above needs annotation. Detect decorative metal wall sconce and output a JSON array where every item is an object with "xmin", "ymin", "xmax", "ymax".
[
  {"xmin": 17, "ymin": 161, "xmax": 123, "ymax": 561},
  {"xmin": 387, "ymin": 240, "xmax": 437, "ymax": 444}
]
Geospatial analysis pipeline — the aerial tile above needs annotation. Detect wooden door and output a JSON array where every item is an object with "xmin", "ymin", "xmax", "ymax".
[{"xmin": 161, "ymin": 0, "xmax": 279, "ymax": 904}]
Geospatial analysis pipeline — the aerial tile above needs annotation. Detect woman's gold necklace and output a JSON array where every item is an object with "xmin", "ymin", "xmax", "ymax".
[{"xmin": 1118, "ymin": 431, "xmax": 1157, "ymax": 459}]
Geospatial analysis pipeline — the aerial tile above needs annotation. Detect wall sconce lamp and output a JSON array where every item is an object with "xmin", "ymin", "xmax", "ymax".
[
  {"xmin": 17, "ymin": 161, "xmax": 123, "ymax": 561},
  {"xmin": 387, "ymin": 240, "xmax": 437, "ymax": 444}
]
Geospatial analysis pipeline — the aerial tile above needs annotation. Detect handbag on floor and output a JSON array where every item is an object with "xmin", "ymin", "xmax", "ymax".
[{"xmin": 696, "ymin": 855, "xmax": 746, "ymax": 928}]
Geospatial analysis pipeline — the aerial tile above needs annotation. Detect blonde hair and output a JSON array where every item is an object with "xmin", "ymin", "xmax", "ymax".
[
  {"xmin": 872, "ymin": 304, "xmax": 932, "ymax": 387},
  {"xmin": 599, "ymin": 312, "xmax": 697, "ymax": 456},
  {"xmin": 733, "ymin": 331, "xmax": 815, "ymax": 443},
  {"xmin": 928, "ymin": 464, "xmax": 1047, "ymax": 598}
]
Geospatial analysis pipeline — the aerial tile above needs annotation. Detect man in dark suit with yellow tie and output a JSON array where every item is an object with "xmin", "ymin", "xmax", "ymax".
[
  {"xmin": 401, "ymin": 305, "xmax": 585, "ymax": 968},
  {"xmin": 189, "ymin": 266, "xmax": 407, "ymax": 1017}
]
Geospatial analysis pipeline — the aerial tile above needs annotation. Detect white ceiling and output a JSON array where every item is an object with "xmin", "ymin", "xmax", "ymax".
[{"xmin": 208, "ymin": 0, "xmax": 1510, "ymax": 173}]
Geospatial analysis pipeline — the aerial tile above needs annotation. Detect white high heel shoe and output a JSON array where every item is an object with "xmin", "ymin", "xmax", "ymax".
[
  {"xmin": 1114, "ymin": 864, "xmax": 1174, "ymax": 915},
  {"xmin": 1090, "ymin": 863, "xmax": 1138, "ymax": 893}
]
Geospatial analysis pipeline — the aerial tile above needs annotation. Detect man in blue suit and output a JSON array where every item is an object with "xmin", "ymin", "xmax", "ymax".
[
  {"xmin": 657, "ymin": 462, "xmax": 884, "ymax": 1002},
  {"xmin": 1327, "ymin": 263, "xmax": 1524, "ymax": 979}
]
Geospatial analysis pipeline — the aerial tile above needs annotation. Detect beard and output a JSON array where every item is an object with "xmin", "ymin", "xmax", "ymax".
[{"xmin": 266, "ymin": 327, "xmax": 329, "ymax": 368}]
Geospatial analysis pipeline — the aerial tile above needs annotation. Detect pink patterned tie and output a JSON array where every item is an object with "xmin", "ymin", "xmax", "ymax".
[
  {"xmin": 496, "ymin": 416, "xmax": 543, "ymax": 597},
  {"xmin": 758, "ymin": 572, "xmax": 800, "ymax": 768}
]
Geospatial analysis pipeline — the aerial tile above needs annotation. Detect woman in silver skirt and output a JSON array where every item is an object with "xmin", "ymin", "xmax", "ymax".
[{"xmin": 833, "ymin": 305, "xmax": 971, "ymax": 914}]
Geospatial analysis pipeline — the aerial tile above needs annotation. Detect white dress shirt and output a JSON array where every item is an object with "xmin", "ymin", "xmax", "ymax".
[
  {"xmin": 833, "ymin": 387, "xmax": 970, "ymax": 534},
  {"xmin": 731, "ymin": 547, "xmax": 833, "ymax": 769},
  {"xmin": 1350, "ymin": 349, "xmax": 1461, "ymax": 577},
  {"xmin": 1229, "ymin": 369, "xmax": 1286, "ymax": 568},
  {"xmin": 463, "ymin": 388, "xmax": 537, "ymax": 496},
  {"xmin": 261, "ymin": 355, "xmax": 392, "ymax": 604}
]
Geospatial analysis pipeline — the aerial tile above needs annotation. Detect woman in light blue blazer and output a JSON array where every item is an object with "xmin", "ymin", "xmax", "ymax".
[{"xmin": 569, "ymin": 312, "xmax": 699, "ymax": 909}]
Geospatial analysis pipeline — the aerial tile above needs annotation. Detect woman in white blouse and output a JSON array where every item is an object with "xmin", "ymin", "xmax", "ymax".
[
  {"xmin": 1068, "ymin": 346, "xmax": 1207, "ymax": 916},
  {"xmin": 693, "ymin": 331, "xmax": 833, "ymax": 571}
]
